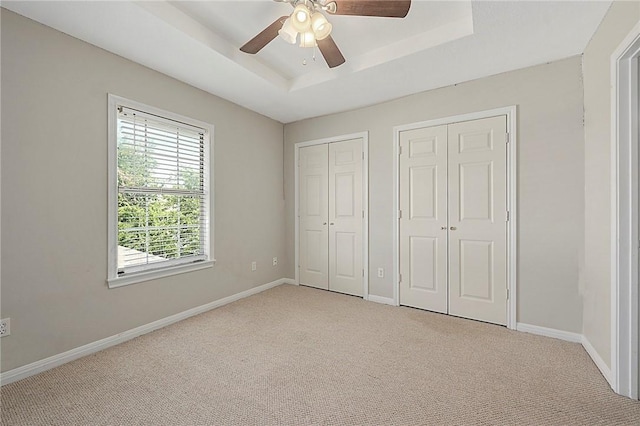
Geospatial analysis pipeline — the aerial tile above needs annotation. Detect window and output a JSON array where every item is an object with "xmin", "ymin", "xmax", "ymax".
[{"xmin": 108, "ymin": 95, "xmax": 213, "ymax": 287}]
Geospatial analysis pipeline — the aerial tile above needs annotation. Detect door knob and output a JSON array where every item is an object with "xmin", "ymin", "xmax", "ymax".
[
  {"xmin": 323, "ymin": 222, "xmax": 327, "ymax": 225},
  {"xmin": 450, "ymin": 226, "xmax": 457, "ymax": 230},
  {"xmin": 441, "ymin": 226, "xmax": 447, "ymax": 230},
  {"xmin": 330, "ymin": 222, "xmax": 335, "ymax": 225}
]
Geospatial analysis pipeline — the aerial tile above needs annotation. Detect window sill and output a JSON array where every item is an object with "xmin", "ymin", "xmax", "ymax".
[{"xmin": 107, "ymin": 259, "xmax": 215, "ymax": 289}]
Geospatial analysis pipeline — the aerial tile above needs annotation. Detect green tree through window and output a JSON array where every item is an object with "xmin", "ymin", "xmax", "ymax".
[{"xmin": 116, "ymin": 107, "xmax": 207, "ymax": 272}]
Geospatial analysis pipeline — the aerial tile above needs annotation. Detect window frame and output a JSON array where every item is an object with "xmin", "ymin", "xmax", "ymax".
[{"xmin": 107, "ymin": 94, "xmax": 214, "ymax": 288}]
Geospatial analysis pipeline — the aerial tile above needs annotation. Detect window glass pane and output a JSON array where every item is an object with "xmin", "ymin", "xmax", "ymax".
[
  {"xmin": 117, "ymin": 193, "xmax": 204, "ymax": 269},
  {"xmin": 118, "ymin": 120, "xmax": 204, "ymax": 192},
  {"xmin": 114, "ymin": 104, "xmax": 208, "ymax": 275}
]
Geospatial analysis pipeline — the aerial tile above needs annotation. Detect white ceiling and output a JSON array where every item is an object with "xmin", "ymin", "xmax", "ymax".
[{"xmin": 3, "ymin": 1, "xmax": 611, "ymax": 123}]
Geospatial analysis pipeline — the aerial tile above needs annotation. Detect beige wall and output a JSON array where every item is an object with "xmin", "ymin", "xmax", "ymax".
[
  {"xmin": 4, "ymin": 3, "xmax": 629, "ymax": 376},
  {"xmin": 0, "ymin": 10, "xmax": 286, "ymax": 372},
  {"xmin": 582, "ymin": 1, "xmax": 640, "ymax": 369},
  {"xmin": 285, "ymin": 56, "xmax": 586, "ymax": 333}
]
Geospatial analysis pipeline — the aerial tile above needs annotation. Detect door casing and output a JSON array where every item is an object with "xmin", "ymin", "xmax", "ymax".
[
  {"xmin": 611, "ymin": 21, "xmax": 640, "ymax": 399},
  {"xmin": 294, "ymin": 132, "xmax": 369, "ymax": 299},
  {"xmin": 393, "ymin": 106, "xmax": 518, "ymax": 329}
]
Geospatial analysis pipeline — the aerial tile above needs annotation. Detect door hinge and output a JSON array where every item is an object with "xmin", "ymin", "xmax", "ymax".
[
  {"xmin": 506, "ymin": 288, "xmax": 510, "ymax": 300},
  {"xmin": 506, "ymin": 133, "xmax": 510, "ymax": 144},
  {"xmin": 362, "ymin": 269, "xmax": 365, "ymax": 277},
  {"xmin": 362, "ymin": 210, "xmax": 365, "ymax": 218},
  {"xmin": 506, "ymin": 211, "xmax": 510, "ymax": 222},
  {"xmin": 399, "ymin": 210, "xmax": 403, "ymax": 219},
  {"xmin": 399, "ymin": 273, "xmax": 402, "ymax": 283},
  {"xmin": 362, "ymin": 152, "xmax": 365, "ymax": 160},
  {"xmin": 399, "ymin": 145, "xmax": 403, "ymax": 155}
]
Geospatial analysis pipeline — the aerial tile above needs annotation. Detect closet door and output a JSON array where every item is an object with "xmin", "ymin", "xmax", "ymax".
[
  {"xmin": 398, "ymin": 125, "xmax": 448, "ymax": 312},
  {"xmin": 299, "ymin": 144, "xmax": 329, "ymax": 290},
  {"xmin": 447, "ymin": 116, "xmax": 507, "ymax": 325},
  {"xmin": 328, "ymin": 138, "xmax": 364, "ymax": 296}
]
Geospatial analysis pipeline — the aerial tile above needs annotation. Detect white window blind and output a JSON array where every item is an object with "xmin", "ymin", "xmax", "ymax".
[{"xmin": 116, "ymin": 105, "xmax": 208, "ymax": 276}]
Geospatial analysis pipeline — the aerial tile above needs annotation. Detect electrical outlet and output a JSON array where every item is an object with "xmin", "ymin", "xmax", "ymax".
[
  {"xmin": 0, "ymin": 318, "xmax": 11, "ymax": 337},
  {"xmin": 251, "ymin": 261, "xmax": 257, "ymax": 271},
  {"xmin": 273, "ymin": 257, "xmax": 278, "ymax": 267},
  {"xmin": 377, "ymin": 268, "xmax": 384, "ymax": 278}
]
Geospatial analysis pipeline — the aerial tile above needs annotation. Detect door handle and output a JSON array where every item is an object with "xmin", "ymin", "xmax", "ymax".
[
  {"xmin": 323, "ymin": 222, "xmax": 327, "ymax": 225},
  {"xmin": 441, "ymin": 226, "xmax": 447, "ymax": 230},
  {"xmin": 450, "ymin": 226, "xmax": 457, "ymax": 230},
  {"xmin": 330, "ymin": 222, "xmax": 335, "ymax": 225}
]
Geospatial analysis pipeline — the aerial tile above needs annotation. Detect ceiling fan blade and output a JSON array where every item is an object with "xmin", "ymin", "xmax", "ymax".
[
  {"xmin": 328, "ymin": 0, "xmax": 411, "ymax": 18},
  {"xmin": 240, "ymin": 16, "xmax": 288, "ymax": 54},
  {"xmin": 317, "ymin": 35, "xmax": 346, "ymax": 68}
]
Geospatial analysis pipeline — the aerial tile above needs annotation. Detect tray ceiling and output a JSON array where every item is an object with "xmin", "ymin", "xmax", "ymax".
[{"xmin": 2, "ymin": 1, "xmax": 612, "ymax": 123}]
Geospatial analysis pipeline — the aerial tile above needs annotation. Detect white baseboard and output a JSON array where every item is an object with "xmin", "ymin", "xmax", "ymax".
[
  {"xmin": 367, "ymin": 294, "xmax": 396, "ymax": 306},
  {"xmin": 515, "ymin": 323, "xmax": 614, "ymax": 389},
  {"xmin": 581, "ymin": 335, "xmax": 613, "ymax": 386},
  {"xmin": 516, "ymin": 323, "xmax": 582, "ymax": 343},
  {"xmin": 2, "ymin": 285, "xmax": 617, "ymax": 394},
  {"xmin": 0, "ymin": 278, "xmax": 292, "ymax": 386}
]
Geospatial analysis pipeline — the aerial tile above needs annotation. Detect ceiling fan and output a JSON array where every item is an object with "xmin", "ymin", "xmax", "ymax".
[{"xmin": 240, "ymin": 0, "xmax": 412, "ymax": 68}]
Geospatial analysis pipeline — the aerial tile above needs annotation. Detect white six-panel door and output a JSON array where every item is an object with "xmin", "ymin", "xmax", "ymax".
[
  {"xmin": 299, "ymin": 144, "xmax": 329, "ymax": 290},
  {"xmin": 299, "ymin": 138, "xmax": 363, "ymax": 297},
  {"xmin": 448, "ymin": 116, "xmax": 507, "ymax": 325},
  {"xmin": 329, "ymin": 139, "xmax": 364, "ymax": 296},
  {"xmin": 399, "ymin": 115, "xmax": 507, "ymax": 325},
  {"xmin": 399, "ymin": 125, "xmax": 448, "ymax": 313}
]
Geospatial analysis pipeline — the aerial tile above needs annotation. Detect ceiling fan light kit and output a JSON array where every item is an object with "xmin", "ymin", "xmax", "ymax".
[
  {"xmin": 291, "ymin": 3, "xmax": 312, "ymax": 32},
  {"xmin": 285, "ymin": 2, "xmax": 331, "ymax": 46},
  {"xmin": 278, "ymin": 17, "xmax": 298, "ymax": 44},
  {"xmin": 240, "ymin": 0, "xmax": 412, "ymax": 68},
  {"xmin": 299, "ymin": 30, "xmax": 317, "ymax": 48},
  {"xmin": 310, "ymin": 12, "xmax": 332, "ymax": 40}
]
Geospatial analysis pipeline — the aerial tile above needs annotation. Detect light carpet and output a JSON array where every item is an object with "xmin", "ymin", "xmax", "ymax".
[{"xmin": 1, "ymin": 284, "xmax": 639, "ymax": 425}]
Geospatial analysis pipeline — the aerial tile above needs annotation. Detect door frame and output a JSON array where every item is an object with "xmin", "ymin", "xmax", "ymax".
[
  {"xmin": 611, "ymin": 21, "xmax": 640, "ymax": 399},
  {"xmin": 294, "ymin": 132, "xmax": 370, "ymax": 299},
  {"xmin": 392, "ymin": 106, "xmax": 518, "ymax": 330}
]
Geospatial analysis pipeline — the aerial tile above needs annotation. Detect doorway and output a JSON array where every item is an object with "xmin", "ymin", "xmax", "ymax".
[
  {"xmin": 294, "ymin": 132, "xmax": 369, "ymax": 298},
  {"xmin": 393, "ymin": 107, "xmax": 518, "ymax": 329},
  {"xmin": 612, "ymin": 22, "xmax": 640, "ymax": 399}
]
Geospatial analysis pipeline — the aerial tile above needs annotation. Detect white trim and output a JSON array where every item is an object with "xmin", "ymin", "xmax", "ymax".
[
  {"xmin": 294, "ymin": 132, "xmax": 369, "ymax": 150},
  {"xmin": 107, "ymin": 94, "xmax": 118, "ymax": 284},
  {"xmin": 516, "ymin": 324, "xmax": 612, "ymax": 384},
  {"xmin": 392, "ymin": 106, "xmax": 518, "ymax": 329},
  {"xmin": 363, "ymin": 136, "xmax": 370, "ymax": 300},
  {"xmin": 583, "ymin": 335, "xmax": 614, "ymax": 385},
  {"xmin": 107, "ymin": 94, "xmax": 215, "ymax": 289},
  {"xmin": 367, "ymin": 294, "xmax": 396, "ymax": 306},
  {"xmin": 294, "ymin": 132, "xmax": 370, "ymax": 299},
  {"xmin": 392, "ymin": 128, "xmax": 400, "ymax": 307},
  {"xmin": 506, "ymin": 108, "xmax": 518, "ymax": 330},
  {"xmin": 295, "ymin": 144, "xmax": 299, "ymax": 286},
  {"xmin": 107, "ymin": 260, "xmax": 215, "ymax": 288},
  {"xmin": 516, "ymin": 323, "xmax": 582, "ymax": 343},
  {"xmin": 611, "ymin": 21, "xmax": 640, "ymax": 399},
  {"xmin": 0, "ymin": 278, "xmax": 293, "ymax": 386}
]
